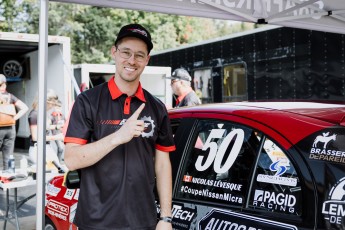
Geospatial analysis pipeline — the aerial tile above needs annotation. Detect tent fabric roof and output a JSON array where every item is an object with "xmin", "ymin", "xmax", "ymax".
[{"xmin": 52, "ymin": 0, "xmax": 345, "ymax": 34}]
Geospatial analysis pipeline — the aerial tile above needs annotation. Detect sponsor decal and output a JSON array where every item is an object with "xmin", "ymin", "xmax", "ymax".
[
  {"xmin": 309, "ymin": 132, "xmax": 345, "ymax": 164},
  {"xmin": 253, "ymin": 190, "xmax": 296, "ymax": 214},
  {"xmin": 313, "ymin": 132, "xmax": 336, "ymax": 148},
  {"xmin": 264, "ymin": 140, "xmax": 290, "ymax": 167},
  {"xmin": 257, "ymin": 174, "xmax": 297, "ymax": 187},
  {"xmin": 47, "ymin": 199, "xmax": 69, "ymax": 216},
  {"xmin": 64, "ymin": 189, "xmax": 75, "ymax": 200},
  {"xmin": 322, "ymin": 177, "xmax": 345, "ymax": 226},
  {"xmin": 198, "ymin": 209, "xmax": 297, "ymax": 230},
  {"xmin": 46, "ymin": 183, "xmax": 61, "ymax": 196},
  {"xmin": 257, "ymin": 161, "xmax": 297, "ymax": 187},
  {"xmin": 156, "ymin": 202, "xmax": 197, "ymax": 229},
  {"xmin": 195, "ymin": 128, "xmax": 244, "ymax": 174},
  {"xmin": 269, "ymin": 161, "xmax": 287, "ymax": 176},
  {"xmin": 47, "ymin": 209, "xmax": 67, "ymax": 221},
  {"xmin": 172, "ymin": 204, "xmax": 197, "ymax": 229},
  {"xmin": 172, "ymin": 204, "xmax": 195, "ymax": 221},
  {"xmin": 183, "ymin": 175, "xmax": 242, "ymax": 191},
  {"xmin": 180, "ymin": 185, "xmax": 243, "ymax": 204}
]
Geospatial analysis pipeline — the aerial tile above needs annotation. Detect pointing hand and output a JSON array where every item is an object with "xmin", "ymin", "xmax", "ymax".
[{"xmin": 117, "ymin": 103, "xmax": 145, "ymax": 144}]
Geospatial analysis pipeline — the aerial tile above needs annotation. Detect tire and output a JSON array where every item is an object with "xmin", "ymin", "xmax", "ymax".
[
  {"xmin": 3, "ymin": 60, "xmax": 23, "ymax": 78},
  {"xmin": 45, "ymin": 216, "xmax": 57, "ymax": 230}
]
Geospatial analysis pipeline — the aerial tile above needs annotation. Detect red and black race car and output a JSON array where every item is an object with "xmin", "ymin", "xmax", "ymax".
[{"xmin": 45, "ymin": 102, "xmax": 345, "ymax": 230}]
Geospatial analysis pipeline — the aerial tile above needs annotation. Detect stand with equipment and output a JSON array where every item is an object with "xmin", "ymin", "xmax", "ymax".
[{"xmin": 0, "ymin": 175, "xmax": 36, "ymax": 230}]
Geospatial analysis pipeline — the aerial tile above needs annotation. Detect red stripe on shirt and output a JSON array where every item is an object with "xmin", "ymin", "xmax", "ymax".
[
  {"xmin": 155, "ymin": 144, "xmax": 176, "ymax": 152},
  {"xmin": 64, "ymin": 137, "xmax": 88, "ymax": 145}
]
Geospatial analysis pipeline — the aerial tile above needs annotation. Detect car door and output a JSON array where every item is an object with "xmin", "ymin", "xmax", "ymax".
[{"xmin": 168, "ymin": 115, "xmax": 313, "ymax": 230}]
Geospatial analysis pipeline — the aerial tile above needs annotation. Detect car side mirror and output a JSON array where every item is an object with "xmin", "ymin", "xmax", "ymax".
[{"xmin": 64, "ymin": 170, "xmax": 81, "ymax": 189}]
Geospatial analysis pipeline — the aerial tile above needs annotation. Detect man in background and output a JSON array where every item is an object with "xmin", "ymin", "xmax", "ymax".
[{"xmin": 167, "ymin": 68, "xmax": 201, "ymax": 108}]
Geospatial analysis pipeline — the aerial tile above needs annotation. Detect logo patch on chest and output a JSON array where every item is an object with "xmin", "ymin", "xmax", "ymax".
[{"xmin": 140, "ymin": 116, "xmax": 155, "ymax": 138}]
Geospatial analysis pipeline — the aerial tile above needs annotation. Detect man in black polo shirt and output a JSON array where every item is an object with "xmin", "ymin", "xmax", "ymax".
[{"xmin": 64, "ymin": 24, "xmax": 175, "ymax": 230}]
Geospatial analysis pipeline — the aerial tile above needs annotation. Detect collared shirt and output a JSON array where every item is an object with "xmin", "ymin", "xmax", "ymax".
[
  {"xmin": 175, "ymin": 88, "xmax": 201, "ymax": 108},
  {"xmin": 65, "ymin": 76, "xmax": 175, "ymax": 230}
]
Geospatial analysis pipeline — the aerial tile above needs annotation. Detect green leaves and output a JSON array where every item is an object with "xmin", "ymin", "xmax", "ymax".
[{"xmin": 1, "ymin": 2, "xmax": 255, "ymax": 64}]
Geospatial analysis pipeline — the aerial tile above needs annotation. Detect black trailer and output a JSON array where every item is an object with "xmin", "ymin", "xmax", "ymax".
[{"xmin": 149, "ymin": 25, "xmax": 345, "ymax": 104}]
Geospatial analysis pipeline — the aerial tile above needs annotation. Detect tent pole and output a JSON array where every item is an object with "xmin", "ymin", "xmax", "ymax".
[{"xmin": 36, "ymin": 0, "xmax": 49, "ymax": 229}]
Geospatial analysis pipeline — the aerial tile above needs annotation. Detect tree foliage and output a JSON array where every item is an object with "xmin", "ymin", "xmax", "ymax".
[{"xmin": 0, "ymin": 1, "xmax": 257, "ymax": 64}]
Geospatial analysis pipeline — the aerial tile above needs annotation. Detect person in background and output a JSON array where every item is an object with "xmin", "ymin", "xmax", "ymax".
[
  {"xmin": 167, "ymin": 68, "xmax": 201, "ymax": 108},
  {"xmin": 64, "ymin": 23, "xmax": 175, "ymax": 230},
  {"xmin": 28, "ymin": 89, "xmax": 64, "ymax": 169},
  {"xmin": 0, "ymin": 74, "xmax": 29, "ymax": 171},
  {"xmin": 49, "ymin": 99, "xmax": 65, "ymax": 163}
]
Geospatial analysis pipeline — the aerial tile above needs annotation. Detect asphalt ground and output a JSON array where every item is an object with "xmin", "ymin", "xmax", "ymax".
[{"xmin": 0, "ymin": 149, "xmax": 42, "ymax": 230}]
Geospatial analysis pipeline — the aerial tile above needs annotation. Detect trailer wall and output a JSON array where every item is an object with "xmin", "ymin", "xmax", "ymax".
[{"xmin": 150, "ymin": 27, "xmax": 345, "ymax": 103}]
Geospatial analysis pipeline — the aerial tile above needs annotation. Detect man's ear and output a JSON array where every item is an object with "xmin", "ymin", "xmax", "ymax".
[
  {"xmin": 145, "ymin": 54, "xmax": 151, "ymax": 65},
  {"xmin": 111, "ymin": 46, "xmax": 117, "ymax": 59}
]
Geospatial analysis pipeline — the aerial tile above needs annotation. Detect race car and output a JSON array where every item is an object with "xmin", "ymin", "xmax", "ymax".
[
  {"xmin": 45, "ymin": 101, "xmax": 345, "ymax": 230},
  {"xmin": 45, "ymin": 175, "xmax": 78, "ymax": 230}
]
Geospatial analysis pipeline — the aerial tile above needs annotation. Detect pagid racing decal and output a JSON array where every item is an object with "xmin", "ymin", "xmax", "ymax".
[{"xmin": 252, "ymin": 190, "xmax": 297, "ymax": 215}]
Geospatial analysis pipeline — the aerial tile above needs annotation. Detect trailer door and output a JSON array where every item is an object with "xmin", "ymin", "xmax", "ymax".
[
  {"xmin": 223, "ymin": 62, "xmax": 247, "ymax": 102},
  {"xmin": 193, "ymin": 68, "xmax": 212, "ymax": 104}
]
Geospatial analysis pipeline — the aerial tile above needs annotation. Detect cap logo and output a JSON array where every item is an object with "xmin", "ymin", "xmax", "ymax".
[{"xmin": 128, "ymin": 28, "xmax": 148, "ymax": 38}]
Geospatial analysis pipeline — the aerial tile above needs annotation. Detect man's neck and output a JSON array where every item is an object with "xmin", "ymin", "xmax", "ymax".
[
  {"xmin": 179, "ymin": 86, "xmax": 192, "ymax": 96},
  {"xmin": 114, "ymin": 76, "xmax": 139, "ymax": 96}
]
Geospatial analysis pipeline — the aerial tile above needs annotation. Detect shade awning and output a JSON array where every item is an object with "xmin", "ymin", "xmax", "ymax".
[{"xmin": 51, "ymin": 0, "xmax": 345, "ymax": 34}]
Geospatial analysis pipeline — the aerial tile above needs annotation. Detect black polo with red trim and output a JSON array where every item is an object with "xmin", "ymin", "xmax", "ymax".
[{"xmin": 65, "ymin": 76, "xmax": 176, "ymax": 230}]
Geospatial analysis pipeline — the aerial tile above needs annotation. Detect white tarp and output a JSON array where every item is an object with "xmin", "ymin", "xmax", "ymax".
[{"xmin": 51, "ymin": 0, "xmax": 345, "ymax": 34}]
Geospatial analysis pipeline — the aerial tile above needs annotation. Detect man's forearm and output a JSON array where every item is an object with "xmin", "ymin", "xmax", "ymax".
[
  {"xmin": 64, "ymin": 131, "xmax": 123, "ymax": 170},
  {"xmin": 155, "ymin": 151, "xmax": 173, "ymax": 217},
  {"xmin": 64, "ymin": 103, "xmax": 146, "ymax": 171}
]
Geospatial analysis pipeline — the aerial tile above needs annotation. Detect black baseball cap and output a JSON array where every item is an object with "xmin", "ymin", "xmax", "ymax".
[
  {"xmin": 166, "ymin": 68, "xmax": 192, "ymax": 82},
  {"xmin": 115, "ymin": 24, "xmax": 153, "ymax": 53}
]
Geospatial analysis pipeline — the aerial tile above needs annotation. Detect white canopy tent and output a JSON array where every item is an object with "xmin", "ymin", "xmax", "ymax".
[
  {"xmin": 52, "ymin": 0, "xmax": 345, "ymax": 34},
  {"xmin": 36, "ymin": 0, "xmax": 345, "ymax": 229}
]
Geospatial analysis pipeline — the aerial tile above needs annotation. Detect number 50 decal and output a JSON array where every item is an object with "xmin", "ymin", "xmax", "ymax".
[{"xmin": 195, "ymin": 129, "xmax": 245, "ymax": 174}]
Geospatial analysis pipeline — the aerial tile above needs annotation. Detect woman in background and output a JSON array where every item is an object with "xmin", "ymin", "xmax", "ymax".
[
  {"xmin": 0, "ymin": 74, "xmax": 28, "ymax": 171},
  {"xmin": 28, "ymin": 89, "xmax": 64, "ymax": 169}
]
